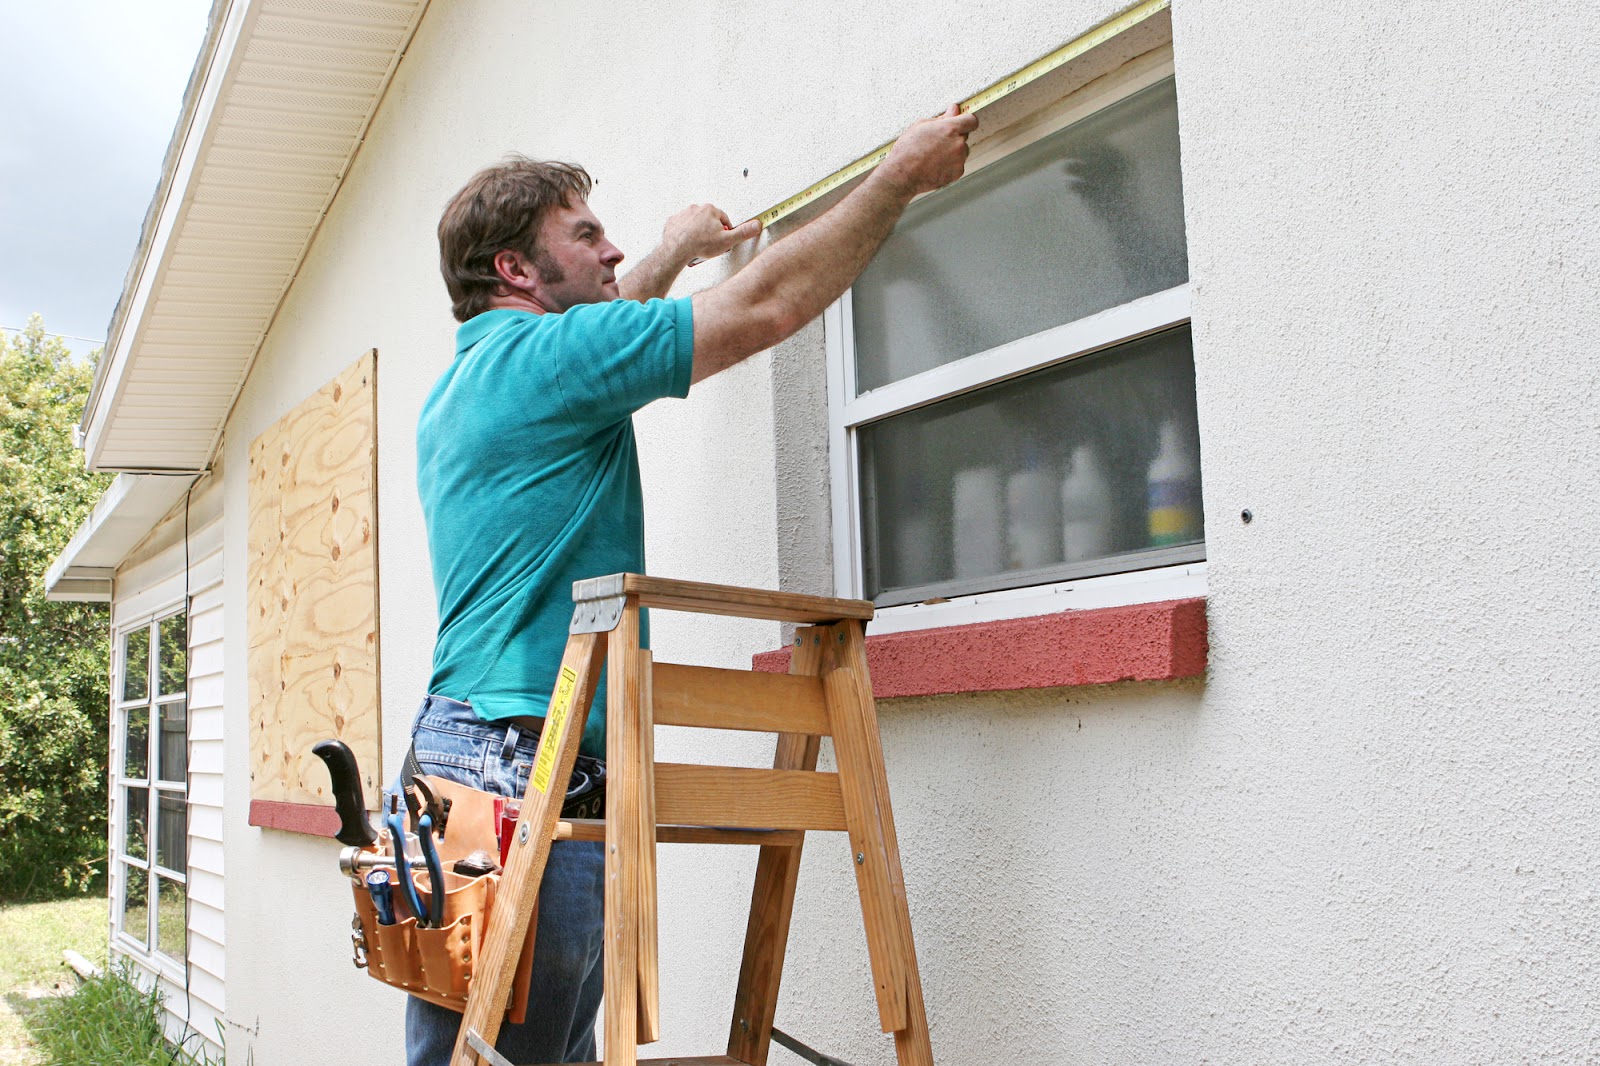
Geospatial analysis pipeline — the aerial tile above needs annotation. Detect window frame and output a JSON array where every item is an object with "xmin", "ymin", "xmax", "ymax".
[
  {"xmin": 825, "ymin": 50, "xmax": 1205, "ymax": 632},
  {"xmin": 111, "ymin": 604, "xmax": 189, "ymax": 972}
]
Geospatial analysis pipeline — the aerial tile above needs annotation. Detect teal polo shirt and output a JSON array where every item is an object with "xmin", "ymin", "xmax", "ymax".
[{"xmin": 417, "ymin": 298, "xmax": 694, "ymax": 757}]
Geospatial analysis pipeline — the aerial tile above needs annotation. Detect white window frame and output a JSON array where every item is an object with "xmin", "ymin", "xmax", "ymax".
[
  {"xmin": 825, "ymin": 50, "xmax": 1206, "ymax": 635},
  {"xmin": 111, "ymin": 603, "xmax": 189, "ymax": 975}
]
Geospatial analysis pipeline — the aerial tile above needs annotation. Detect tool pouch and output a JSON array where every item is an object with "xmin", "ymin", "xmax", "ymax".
[{"xmin": 348, "ymin": 777, "xmax": 538, "ymax": 1022}]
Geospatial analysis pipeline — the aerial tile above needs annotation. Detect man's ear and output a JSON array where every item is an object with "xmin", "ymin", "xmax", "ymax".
[{"xmin": 492, "ymin": 248, "xmax": 536, "ymax": 295}]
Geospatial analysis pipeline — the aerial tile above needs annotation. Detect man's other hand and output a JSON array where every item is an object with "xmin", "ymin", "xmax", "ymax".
[
  {"xmin": 876, "ymin": 104, "xmax": 979, "ymax": 197},
  {"xmin": 664, "ymin": 204, "xmax": 762, "ymax": 265}
]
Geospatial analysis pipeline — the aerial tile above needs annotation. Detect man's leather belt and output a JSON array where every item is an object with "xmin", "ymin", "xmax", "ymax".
[{"xmin": 495, "ymin": 717, "xmax": 606, "ymax": 820}]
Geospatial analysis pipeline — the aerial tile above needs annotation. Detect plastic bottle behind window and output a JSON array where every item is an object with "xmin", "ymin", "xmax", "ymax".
[
  {"xmin": 1006, "ymin": 447, "xmax": 1061, "ymax": 572},
  {"xmin": 1146, "ymin": 418, "xmax": 1202, "ymax": 546},
  {"xmin": 952, "ymin": 466, "xmax": 1003, "ymax": 579},
  {"xmin": 1060, "ymin": 443, "xmax": 1114, "ymax": 563}
]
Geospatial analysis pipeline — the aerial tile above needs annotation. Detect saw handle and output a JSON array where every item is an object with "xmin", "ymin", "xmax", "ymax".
[{"xmin": 312, "ymin": 739, "xmax": 379, "ymax": 847}]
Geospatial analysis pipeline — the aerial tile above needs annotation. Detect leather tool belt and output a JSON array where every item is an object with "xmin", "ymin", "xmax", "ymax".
[{"xmin": 347, "ymin": 757, "xmax": 604, "ymax": 1020}]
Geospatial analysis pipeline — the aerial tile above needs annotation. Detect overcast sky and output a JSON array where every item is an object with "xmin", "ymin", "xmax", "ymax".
[{"xmin": 1, "ymin": 0, "xmax": 214, "ymax": 357}]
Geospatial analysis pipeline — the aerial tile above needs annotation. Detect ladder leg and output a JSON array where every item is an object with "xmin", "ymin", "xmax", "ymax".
[
  {"xmin": 604, "ymin": 598, "xmax": 645, "ymax": 1065},
  {"xmin": 636, "ymin": 648, "xmax": 660, "ymax": 1044},
  {"xmin": 727, "ymin": 626, "xmax": 826, "ymax": 1066},
  {"xmin": 821, "ymin": 621, "xmax": 934, "ymax": 1066},
  {"xmin": 450, "ymin": 630, "xmax": 607, "ymax": 1066}
]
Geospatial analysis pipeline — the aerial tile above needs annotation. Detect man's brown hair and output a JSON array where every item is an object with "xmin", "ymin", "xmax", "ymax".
[{"xmin": 437, "ymin": 156, "xmax": 593, "ymax": 322}]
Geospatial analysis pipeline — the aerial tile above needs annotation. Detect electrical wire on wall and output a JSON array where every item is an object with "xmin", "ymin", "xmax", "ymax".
[{"xmin": 170, "ymin": 480, "xmax": 202, "ymax": 1065}]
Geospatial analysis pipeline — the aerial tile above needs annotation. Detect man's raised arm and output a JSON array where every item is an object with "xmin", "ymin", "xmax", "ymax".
[{"xmin": 689, "ymin": 104, "xmax": 977, "ymax": 384}]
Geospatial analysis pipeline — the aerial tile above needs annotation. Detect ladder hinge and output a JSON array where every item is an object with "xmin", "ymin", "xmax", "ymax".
[{"xmin": 569, "ymin": 592, "xmax": 625, "ymax": 633}]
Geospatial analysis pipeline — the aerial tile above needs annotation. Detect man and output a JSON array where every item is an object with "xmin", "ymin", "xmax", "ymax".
[{"xmin": 406, "ymin": 104, "xmax": 976, "ymax": 1064}]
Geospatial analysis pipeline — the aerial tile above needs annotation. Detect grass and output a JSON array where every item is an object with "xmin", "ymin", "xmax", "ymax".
[
  {"xmin": 0, "ymin": 895, "xmax": 221, "ymax": 1065},
  {"xmin": 28, "ymin": 961, "xmax": 218, "ymax": 1066},
  {"xmin": 0, "ymin": 895, "xmax": 106, "ymax": 1065}
]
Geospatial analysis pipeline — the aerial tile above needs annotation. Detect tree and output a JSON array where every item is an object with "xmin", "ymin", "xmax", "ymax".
[{"xmin": 0, "ymin": 315, "xmax": 113, "ymax": 898}]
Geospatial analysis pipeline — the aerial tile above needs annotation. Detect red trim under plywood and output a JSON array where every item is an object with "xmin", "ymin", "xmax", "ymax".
[
  {"xmin": 753, "ymin": 598, "xmax": 1207, "ymax": 698},
  {"xmin": 248, "ymin": 799, "xmax": 341, "ymax": 837}
]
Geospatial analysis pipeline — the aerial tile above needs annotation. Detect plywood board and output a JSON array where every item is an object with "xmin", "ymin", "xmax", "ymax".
[{"xmin": 247, "ymin": 351, "xmax": 380, "ymax": 807}]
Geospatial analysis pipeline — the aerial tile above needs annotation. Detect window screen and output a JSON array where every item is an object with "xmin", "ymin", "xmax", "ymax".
[{"xmin": 852, "ymin": 78, "xmax": 1188, "ymax": 392}]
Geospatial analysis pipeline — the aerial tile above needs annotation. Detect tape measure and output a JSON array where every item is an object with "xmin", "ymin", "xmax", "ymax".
[{"xmin": 753, "ymin": 0, "xmax": 1170, "ymax": 230}]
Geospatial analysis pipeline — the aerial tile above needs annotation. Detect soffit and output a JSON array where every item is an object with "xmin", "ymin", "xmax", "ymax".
[
  {"xmin": 44, "ymin": 474, "xmax": 200, "ymax": 601},
  {"xmin": 81, "ymin": 0, "xmax": 430, "ymax": 472}
]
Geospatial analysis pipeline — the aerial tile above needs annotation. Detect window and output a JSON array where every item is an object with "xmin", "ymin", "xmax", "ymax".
[
  {"xmin": 115, "ymin": 609, "xmax": 188, "ymax": 962},
  {"xmin": 827, "ymin": 62, "xmax": 1202, "ymax": 621}
]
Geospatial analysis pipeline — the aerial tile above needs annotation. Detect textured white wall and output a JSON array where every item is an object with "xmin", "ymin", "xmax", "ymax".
[
  {"xmin": 1161, "ymin": 3, "xmax": 1600, "ymax": 1060},
  {"xmin": 211, "ymin": 0, "xmax": 1599, "ymax": 1062}
]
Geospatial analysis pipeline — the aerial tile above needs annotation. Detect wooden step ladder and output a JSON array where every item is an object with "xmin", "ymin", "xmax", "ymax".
[{"xmin": 451, "ymin": 573, "xmax": 933, "ymax": 1066}]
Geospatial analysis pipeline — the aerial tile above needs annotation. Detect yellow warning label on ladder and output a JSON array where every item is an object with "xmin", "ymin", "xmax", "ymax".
[{"xmin": 532, "ymin": 666, "xmax": 579, "ymax": 794}]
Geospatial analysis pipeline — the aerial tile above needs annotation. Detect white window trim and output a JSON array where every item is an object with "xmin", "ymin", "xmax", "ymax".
[
  {"xmin": 110, "ymin": 603, "xmax": 189, "ymax": 978},
  {"xmin": 825, "ymin": 49, "xmax": 1204, "ymax": 636}
]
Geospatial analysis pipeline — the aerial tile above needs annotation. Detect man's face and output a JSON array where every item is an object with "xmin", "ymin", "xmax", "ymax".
[{"xmin": 531, "ymin": 200, "xmax": 624, "ymax": 311}]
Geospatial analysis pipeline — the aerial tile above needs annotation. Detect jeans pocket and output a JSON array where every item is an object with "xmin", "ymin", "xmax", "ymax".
[{"xmin": 410, "ymin": 731, "xmax": 489, "ymax": 785}]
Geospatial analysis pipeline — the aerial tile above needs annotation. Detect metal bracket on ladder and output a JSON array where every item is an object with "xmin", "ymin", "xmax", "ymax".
[
  {"xmin": 464, "ymin": 1029, "xmax": 516, "ymax": 1066},
  {"xmin": 772, "ymin": 1026, "xmax": 859, "ymax": 1066},
  {"xmin": 570, "ymin": 574, "xmax": 626, "ymax": 634}
]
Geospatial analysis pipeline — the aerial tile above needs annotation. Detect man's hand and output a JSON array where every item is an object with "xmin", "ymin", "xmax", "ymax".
[
  {"xmin": 688, "ymin": 104, "xmax": 977, "ymax": 384},
  {"xmin": 874, "ymin": 104, "xmax": 978, "ymax": 198},
  {"xmin": 619, "ymin": 203, "xmax": 761, "ymax": 302},
  {"xmin": 664, "ymin": 204, "xmax": 762, "ymax": 266}
]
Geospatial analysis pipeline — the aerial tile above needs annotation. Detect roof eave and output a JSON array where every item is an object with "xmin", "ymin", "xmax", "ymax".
[
  {"xmin": 78, "ymin": 0, "xmax": 432, "ymax": 474},
  {"xmin": 44, "ymin": 474, "xmax": 200, "ymax": 602}
]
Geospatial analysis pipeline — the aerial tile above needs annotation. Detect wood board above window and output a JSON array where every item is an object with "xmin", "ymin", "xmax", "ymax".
[{"xmin": 247, "ymin": 351, "xmax": 379, "ymax": 813}]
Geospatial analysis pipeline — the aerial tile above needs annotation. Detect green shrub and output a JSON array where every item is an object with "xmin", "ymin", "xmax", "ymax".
[
  {"xmin": 0, "ymin": 319, "xmax": 113, "ymax": 902},
  {"xmin": 30, "ymin": 960, "xmax": 222, "ymax": 1066},
  {"xmin": 0, "ymin": 687, "xmax": 108, "ymax": 897}
]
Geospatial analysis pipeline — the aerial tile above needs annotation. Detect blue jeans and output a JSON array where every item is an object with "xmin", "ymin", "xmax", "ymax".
[{"xmin": 400, "ymin": 695, "xmax": 605, "ymax": 1066}]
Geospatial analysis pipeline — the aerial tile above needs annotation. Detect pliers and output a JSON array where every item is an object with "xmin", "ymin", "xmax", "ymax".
[
  {"xmin": 385, "ymin": 810, "xmax": 445, "ymax": 927},
  {"xmin": 415, "ymin": 813, "xmax": 446, "ymax": 927}
]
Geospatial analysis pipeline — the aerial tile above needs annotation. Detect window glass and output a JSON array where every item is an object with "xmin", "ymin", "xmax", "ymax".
[
  {"xmin": 121, "ymin": 864, "xmax": 149, "ymax": 947},
  {"xmin": 124, "ymin": 787, "xmax": 149, "ymax": 861},
  {"xmin": 124, "ymin": 706, "xmax": 149, "ymax": 780},
  {"xmin": 122, "ymin": 626, "xmax": 150, "ymax": 702},
  {"xmin": 157, "ymin": 700, "xmax": 187, "ymax": 783},
  {"xmin": 157, "ymin": 612, "xmax": 186, "ymax": 698},
  {"xmin": 156, "ymin": 877, "xmax": 187, "ymax": 959},
  {"xmin": 156, "ymin": 791, "xmax": 187, "ymax": 873},
  {"xmin": 114, "ymin": 609, "xmax": 190, "ymax": 963},
  {"xmin": 852, "ymin": 77, "xmax": 1187, "ymax": 392},
  {"xmin": 858, "ymin": 326, "xmax": 1202, "ymax": 603}
]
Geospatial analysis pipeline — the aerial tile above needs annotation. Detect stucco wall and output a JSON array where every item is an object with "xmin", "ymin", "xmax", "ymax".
[{"xmin": 213, "ymin": 0, "xmax": 1598, "ymax": 1063}]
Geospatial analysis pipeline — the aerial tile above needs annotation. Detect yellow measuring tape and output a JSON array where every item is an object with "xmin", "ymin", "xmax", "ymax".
[{"xmin": 754, "ymin": 0, "xmax": 1170, "ymax": 229}]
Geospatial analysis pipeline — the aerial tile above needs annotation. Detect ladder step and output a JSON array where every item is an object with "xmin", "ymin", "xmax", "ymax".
[
  {"xmin": 654, "ymin": 662, "xmax": 831, "ymax": 735},
  {"xmin": 555, "ymin": 819, "xmax": 804, "ymax": 847},
  {"xmin": 657, "ymin": 763, "xmax": 848, "ymax": 832}
]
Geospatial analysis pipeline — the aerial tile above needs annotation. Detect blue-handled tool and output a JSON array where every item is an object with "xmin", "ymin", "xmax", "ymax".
[
  {"xmin": 385, "ymin": 811, "xmax": 428, "ymax": 926},
  {"xmin": 417, "ymin": 813, "xmax": 447, "ymax": 928}
]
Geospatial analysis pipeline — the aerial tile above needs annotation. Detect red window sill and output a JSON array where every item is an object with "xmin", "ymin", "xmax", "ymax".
[{"xmin": 753, "ymin": 597, "xmax": 1207, "ymax": 698}]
